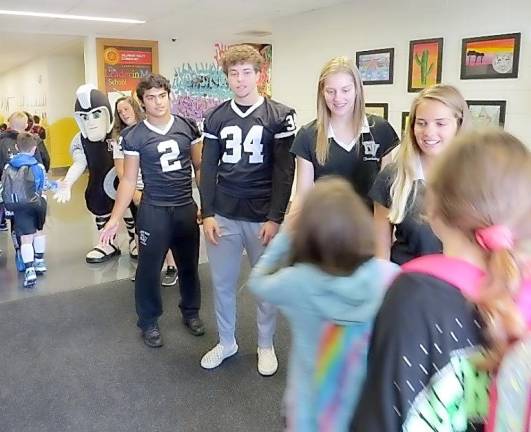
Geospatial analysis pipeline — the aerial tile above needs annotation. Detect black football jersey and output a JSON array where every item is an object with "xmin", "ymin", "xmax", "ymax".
[
  {"xmin": 72, "ymin": 133, "xmax": 117, "ymax": 215},
  {"xmin": 201, "ymin": 97, "xmax": 296, "ymax": 221},
  {"xmin": 122, "ymin": 115, "xmax": 201, "ymax": 207}
]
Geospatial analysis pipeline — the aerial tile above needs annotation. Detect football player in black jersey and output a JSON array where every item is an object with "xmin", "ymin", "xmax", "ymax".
[
  {"xmin": 100, "ymin": 74, "xmax": 204, "ymax": 347},
  {"xmin": 200, "ymin": 45, "xmax": 296, "ymax": 375}
]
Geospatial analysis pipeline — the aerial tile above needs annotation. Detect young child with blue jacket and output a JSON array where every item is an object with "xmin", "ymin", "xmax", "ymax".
[
  {"xmin": 1, "ymin": 132, "xmax": 47, "ymax": 287},
  {"xmin": 248, "ymin": 176, "xmax": 399, "ymax": 431}
]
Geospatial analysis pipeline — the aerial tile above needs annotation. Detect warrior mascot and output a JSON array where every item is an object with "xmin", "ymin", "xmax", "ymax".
[{"xmin": 54, "ymin": 84, "xmax": 137, "ymax": 263}]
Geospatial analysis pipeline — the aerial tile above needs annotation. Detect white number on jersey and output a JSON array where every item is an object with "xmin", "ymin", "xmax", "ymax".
[
  {"xmin": 158, "ymin": 140, "xmax": 182, "ymax": 172},
  {"xmin": 221, "ymin": 125, "xmax": 264, "ymax": 164},
  {"xmin": 285, "ymin": 113, "xmax": 296, "ymax": 132}
]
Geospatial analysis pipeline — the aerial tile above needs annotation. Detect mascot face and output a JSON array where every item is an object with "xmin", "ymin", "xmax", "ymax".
[{"xmin": 74, "ymin": 84, "xmax": 113, "ymax": 142}]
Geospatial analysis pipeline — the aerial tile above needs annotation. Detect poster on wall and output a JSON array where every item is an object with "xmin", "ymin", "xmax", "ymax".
[
  {"xmin": 467, "ymin": 100, "xmax": 506, "ymax": 128},
  {"xmin": 96, "ymin": 38, "xmax": 159, "ymax": 105},
  {"xmin": 356, "ymin": 48, "xmax": 394, "ymax": 85},
  {"xmin": 171, "ymin": 43, "xmax": 272, "ymax": 126},
  {"xmin": 460, "ymin": 33, "xmax": 520, "ymax": 79},
  {"xmin": 401, "ymin": 111, "xmax": 410, "ymax": 137},
  {"xmin": 365, "ymin": 103, "xmax": 389, "ymax": 120},
  {"xmin": 408, "ymin": 38, "xmax": 443, "ymax": 92}
]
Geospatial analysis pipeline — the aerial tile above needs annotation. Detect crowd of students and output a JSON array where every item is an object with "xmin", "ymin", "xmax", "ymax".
[{"xmin": 2, "ymin": 44, "xmax": 530, "ymax": 431}]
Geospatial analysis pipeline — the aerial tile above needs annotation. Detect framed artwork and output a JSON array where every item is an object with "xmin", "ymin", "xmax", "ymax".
[
  {"xmin": 401, "ymin": 111, "xmax": 410, "ymax": 136},
  {"xmin": 400, "ymin": 111, "xmax": 409, "ymax": 137},
  {"xmin": 467, "ymin": 100, "xmax": 506, "ymax": 128},
  {"xmin": 96, "ymin": 38, "xmax": 159, "ymax": 97},
  {"xmin": 408, "ymin": 38, "xmax": 443, "ymax": 92},
  {"xmin": 356, "ymin": 48, "xmax": 394, "ymax": 85},
  {"xmin": 365, "ymin": 103, "xmax": 389, "ymax": 120},
  {"xmin": 461, "ymin": 33, "xmax": 521, "ymax": 79}
]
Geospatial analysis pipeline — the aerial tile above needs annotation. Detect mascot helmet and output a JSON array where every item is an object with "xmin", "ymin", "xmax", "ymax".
[{"xmin": 74, "ymin": 84, "xmax": 113, "ymax": 142}]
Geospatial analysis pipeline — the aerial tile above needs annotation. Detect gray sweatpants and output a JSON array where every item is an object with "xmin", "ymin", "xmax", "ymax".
[{"xmin": 206, "ymin": 215, "xmax": 277, "ymax": 348}]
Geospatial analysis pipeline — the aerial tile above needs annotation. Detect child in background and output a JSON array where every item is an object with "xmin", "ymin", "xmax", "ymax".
[
  {"xmin": 351, "ymin": 129, "xmax": 531, "ymax": 431},
  {"xmin": 1, "ymin": 132, "xmax": 47, "ymax": 287},
  {"xmin": 248, "ymin": 176, "xmax": 399, "ymax": 431}
]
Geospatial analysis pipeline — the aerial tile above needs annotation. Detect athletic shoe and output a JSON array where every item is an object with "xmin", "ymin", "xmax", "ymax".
[
  {"xmin": 182, "ymin": 317, "xmax": 205, "ymax": 336},
  {"xmin": 23, "ymin": 267, "xmax": 37, "ymax": 287},
  {"xmin": 257, "ymin": 346, "xmax": 278, "ymax": 376},
  {"xmin": 34, "ymin": 259, "xmax": 47, "ymax": 274},
  {"xmin": 142, "ymin": 324, "xmax": 163, "ymax": 348},
  {"xmin": 200, "ymin": 343, "xmax": 238, "ymax": 370},
  {"xmin": 161, "ymin": 266, "xmax": 178, "ymax": 286}
]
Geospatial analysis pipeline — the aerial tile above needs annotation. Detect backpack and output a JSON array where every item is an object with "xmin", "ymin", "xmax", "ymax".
[
  {"xmin": 488, "ymin": 336, "xmax": 531, "ymax": 432},
  {"xmin": 402, "ymin": 254, "xmax": 531, "ymax": 432},
  {"xmin": 1, "ymin": 163, "xmax": 38, "ymax": 210}
]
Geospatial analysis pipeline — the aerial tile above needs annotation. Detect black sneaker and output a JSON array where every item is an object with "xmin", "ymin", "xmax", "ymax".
[
  {"xmin": 161, "ymin": 266, "xmax": 178, "ymax": 287},
  {"xmin": 142, "ymin": 324, "xmax": 163, "ymax": 348},
  {"xmin": 183, "ymin": 317, "xmax": 205, "ymax": 337}
]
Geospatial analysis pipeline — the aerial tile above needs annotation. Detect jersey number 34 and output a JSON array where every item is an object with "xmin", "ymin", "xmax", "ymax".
[{"xmin": 221, "ymin": 125, "xmax": 264, "ymax": 164}]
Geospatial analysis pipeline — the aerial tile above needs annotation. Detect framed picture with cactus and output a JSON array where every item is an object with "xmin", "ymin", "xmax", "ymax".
[
  {"xmin": 461, "ymin": 33, "xmax": 520, "ymax": 79},
  {"xmin": 408, "ymin": 38, "xmax": 443, "ymax": 92}
]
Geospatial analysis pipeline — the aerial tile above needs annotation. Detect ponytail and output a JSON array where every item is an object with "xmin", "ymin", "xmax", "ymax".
[{"xmin": 474, "ymin": 226, "xmax": 526, "ymax": 370}]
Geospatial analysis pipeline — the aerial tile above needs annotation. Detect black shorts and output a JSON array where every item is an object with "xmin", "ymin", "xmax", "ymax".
[{"xmin": 11, "ymin": 198, "xmax": 47, "ymax": 236}]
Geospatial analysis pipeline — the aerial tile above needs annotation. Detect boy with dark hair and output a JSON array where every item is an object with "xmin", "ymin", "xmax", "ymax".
[
  {"xmin": 200, "ymin": 45, "xmax": 297, "ymax": 375},
  {"xmin": 100, "ymin": 73, "xmax": 205, "ymax": 347},
  {"xmin": 1, "ymin": 132, "xmax": 47, "ymax": 287}
]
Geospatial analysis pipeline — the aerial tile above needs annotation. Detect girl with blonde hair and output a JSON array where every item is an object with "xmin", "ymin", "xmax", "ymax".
[
  {"xmin": 352, "ymin": 129, "xmax": 531, "ymax": 431},
  {"xmin": 370, "ymin": 84, "xmax": 471, "ymax": 264},
  {"xmin": 288, "ymin": 56, "xmax": 398, "ymax": 221}
]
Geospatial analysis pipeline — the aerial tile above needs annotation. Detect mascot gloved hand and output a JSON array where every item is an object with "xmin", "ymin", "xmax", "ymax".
[{"xmin": 55, "ymin": 84, "xmax": 137, "ymax": 263}]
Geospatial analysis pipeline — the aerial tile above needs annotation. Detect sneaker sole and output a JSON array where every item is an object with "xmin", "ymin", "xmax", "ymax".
[
  {"xmin": 258, "ymin": 366, "xmax": 278, "ymax": 377},
  {"xmin": 161, "ymin": 278, "xmax": 178, "ymax": 287},
  {"xmin": 201, "ymin": 345, "xmax": 238, "ymax": 370}
]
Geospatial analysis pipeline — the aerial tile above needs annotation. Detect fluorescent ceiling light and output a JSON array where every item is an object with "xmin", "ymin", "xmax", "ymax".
[{"xmin": 0, "ymin": 9, "xmax": 145, "ymax": 24}]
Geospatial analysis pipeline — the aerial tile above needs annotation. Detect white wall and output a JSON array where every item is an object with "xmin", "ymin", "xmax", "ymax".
[
  {"xmin": 271, "ymin": 0, "xmax": 531, "ymax": 144},
  {"xmin": 0, "ymin": 54, "xmax": 84, "ymax": 123},
  {"xmin": 0, "ymin": 58, "xmax": 49, "ymax": 119},
  {"xmin": 46, "ymin": 54, "xmax": 85, "ymax": 121}
]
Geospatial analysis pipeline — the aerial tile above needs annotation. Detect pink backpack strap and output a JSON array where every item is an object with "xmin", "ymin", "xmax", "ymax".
[{"xmin": 401, "ymin": 254, "xmax": 485, "ymax": 299}]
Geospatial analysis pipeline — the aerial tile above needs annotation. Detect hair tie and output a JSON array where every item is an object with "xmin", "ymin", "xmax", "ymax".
[{"xmin": 475, "ymin": 225, "xmax": 514, "ymax": 252}]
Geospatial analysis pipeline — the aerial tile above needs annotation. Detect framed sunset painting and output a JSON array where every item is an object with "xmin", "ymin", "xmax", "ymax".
[{"xmin": 461, "ymin": 33, "xmax": 520, "ymax": 79}]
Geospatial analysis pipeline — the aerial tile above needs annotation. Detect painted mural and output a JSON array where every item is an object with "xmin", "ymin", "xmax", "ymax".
[{"xmin": 171, "ymin": 43, "xmax": 272, "ymax": 126}]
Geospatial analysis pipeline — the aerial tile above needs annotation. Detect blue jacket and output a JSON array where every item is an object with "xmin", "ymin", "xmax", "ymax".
[
  {"xmin": 7, "ymin": 153, "xmax": 45, "ymax": 194},
  {"xmin": 249, "ymin": 231, "xmax": 399, "ymax": 431}
]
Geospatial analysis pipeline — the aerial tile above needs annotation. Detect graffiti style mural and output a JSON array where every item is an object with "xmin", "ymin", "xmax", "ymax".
[{"xmin": 171, "ymin": 43, "xmax": 272, "ymax": 125}]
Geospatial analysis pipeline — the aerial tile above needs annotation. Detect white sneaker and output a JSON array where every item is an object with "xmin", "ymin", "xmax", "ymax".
[
  {"xmin": 24, "ymin": 267, "xmax": 37, "ymax": 287},
  {"xmin": 257, "ymin": 346, "xmax": 278, "ymax": 376},
  {"xmin": 200, "ymin": 343, "xmax": 238, "ymax": 369},
  {"xmin": 34, "ymin": 259, "xmax": 47, "ymax": 274}
]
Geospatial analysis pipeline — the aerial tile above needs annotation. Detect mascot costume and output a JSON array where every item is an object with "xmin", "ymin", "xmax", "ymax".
[{"xmin": 54, "ymin": 84, "xmax": 137, "ymax": 263}]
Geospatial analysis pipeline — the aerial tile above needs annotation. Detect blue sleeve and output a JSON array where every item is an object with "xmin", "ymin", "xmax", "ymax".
[
  {"xmin": 32, "ymin": 164, "xmax": 45, "ymax": 192},
  {"xmin": 248, "ymin": 231, "xmax": 304, "ymax": 306}
]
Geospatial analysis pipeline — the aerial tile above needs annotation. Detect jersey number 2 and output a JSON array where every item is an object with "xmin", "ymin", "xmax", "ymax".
[
  {"xmin": 221, "ymin": 125, "xmax": 264, "ymax": 164},
  {"xmin": 158, "ymin": 140, "xmax": 182, "ymax": 172}
]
